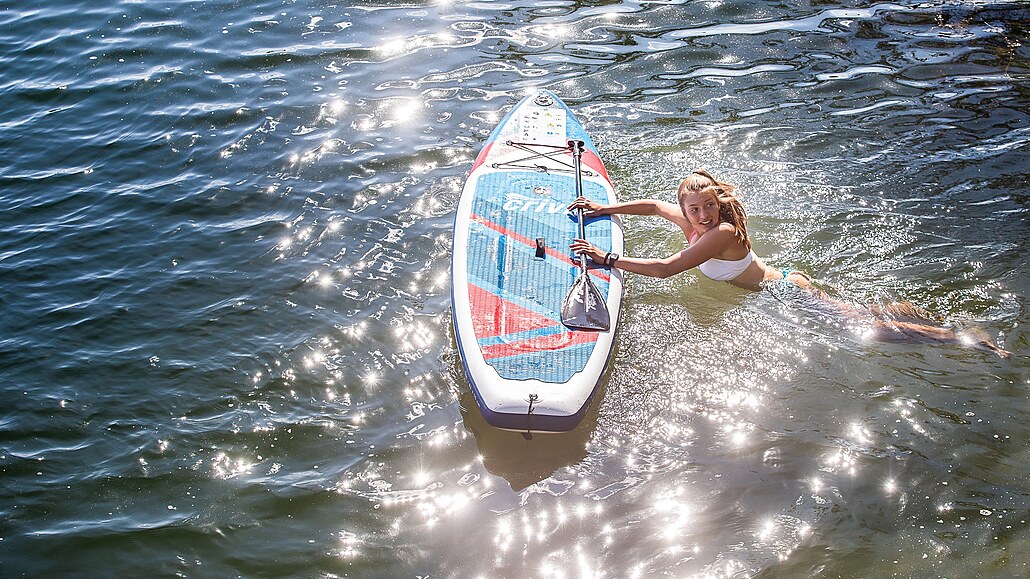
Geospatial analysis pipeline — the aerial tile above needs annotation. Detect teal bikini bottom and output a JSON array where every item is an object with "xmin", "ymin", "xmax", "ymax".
[{"xmin": 781, "ymin": 268, "xmax": 814, "ymax": 287}]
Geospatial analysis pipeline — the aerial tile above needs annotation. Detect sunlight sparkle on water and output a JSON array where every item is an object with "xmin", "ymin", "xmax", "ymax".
[
  {"xmin": 433, "ymin": 31, "xmax": 457, "ymax": 45},
  {"xmin": 362, "ymin": 369, "xmax": 383, "ymax": 391},
  {"xmin": 388, "ymin": 98, "xmax": 422, "ymax": 124},
  {"xmin": 555, "ymin": 504, "xmax": 568, "ymax": 525},
  {"xmin": 849, "ymin": 422, "xmax": 872, "ymax": 444},
  {"xmin": 394, "ymin": 321, "xmax": 434, "ymax": 351},
  {"xmin": 575, "ymin": 503, "xmax": 588, "ymax": 518},
  {"xmin": 758, "ymin": 518, "xmax": 777, "ymax": 541},
  {"xmin": 655, "ymin": 491, "xmax": 692, "ymax": 541},
  {"xmin": 536, "ymin": 23, "xmax": 571, "ymax": 39},
  {"xmin": 354, "ymin": 116, "xmax": 375, "ymax": 131},
  {"xmin": 212, "ymin": 452, "xmax": 254, "ymax": 480},
  {"xmin": 824, "ymin": 447, "xmax": 859, "ymax": 476},
  {"xmin": 336, "ymin": 530, "xmax": 362, "ymax": 560},
  {"xmin": 434, "ymin": 270, "xmax": 449, "ymax": 289},
  {"xmin": 376, "ymin": 38, "xmax": 408, "ymax": 57},
  {"xmin": 410, "ymin": 161, "xmax": 437, "ymax": 175},
  {"xmin": 304, "ymin": 349, "xmax": 326, "ymax": 369}
]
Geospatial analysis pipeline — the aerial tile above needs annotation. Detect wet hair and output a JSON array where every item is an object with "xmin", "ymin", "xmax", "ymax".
[{"xmin": 677, "ymin": 169, "xmax": 750, "ymax": 251}]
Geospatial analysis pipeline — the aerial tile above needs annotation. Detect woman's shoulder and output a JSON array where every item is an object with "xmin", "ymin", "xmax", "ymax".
[
  {"xmin": 706, "ymin": 223, "xmax": 748, "ymax": 256},
  {"xmin": 689, "ymin": 223, "xmax": 735, "ymax": 247},
  {"xmin": 712, "ymin": 222, "xmax": 739, "ymax": 240}
]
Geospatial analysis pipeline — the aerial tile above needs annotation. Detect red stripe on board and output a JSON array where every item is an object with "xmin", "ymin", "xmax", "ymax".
[
  {"xmin": 470, "ymin": 213, "xmax": 610, "ymax": 283},
  {"xmin": 582, "ymin": 150, "xmax": 610, "ymax": 184},
  {"xmin": 481, "ymin": 328, "xmax": 598, "ymax": 361},
  {"xmin": 471, "ymin": 140, "xmax": 495, "ymax": 173},
  {"xmin": 468, "ymin": 282, "xmax": 559, "ymax": 339}
]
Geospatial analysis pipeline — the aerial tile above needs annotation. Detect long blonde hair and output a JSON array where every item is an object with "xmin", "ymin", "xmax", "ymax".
[{"xmin": 677, "ymin": 169, "xmax": 750, "ymax": 251}]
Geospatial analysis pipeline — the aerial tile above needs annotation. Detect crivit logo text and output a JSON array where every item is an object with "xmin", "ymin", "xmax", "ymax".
[{"xmin": 503, "ymin": 192, "xmax": 566, "ymax": 214}]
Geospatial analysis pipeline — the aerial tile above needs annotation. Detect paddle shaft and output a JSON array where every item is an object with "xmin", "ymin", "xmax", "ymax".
[
  {"xmin": 571, "ymin": 140, "xmax": 587, "ymax": 270},
  {"xmin": 560, "ymin": 139, "xmax": 611, "ymax": 331}
]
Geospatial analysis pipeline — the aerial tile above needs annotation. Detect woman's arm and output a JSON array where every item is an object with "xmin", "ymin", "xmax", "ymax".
[
  {"xmin": 571, "ymin": 226, "xmax": 735, "ymax": 279},
  {"xmin": 569, "ymin": 197, "xmax": 689, "ymax": 226}
]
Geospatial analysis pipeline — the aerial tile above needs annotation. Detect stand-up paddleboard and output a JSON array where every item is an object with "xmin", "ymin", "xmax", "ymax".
[{"xmin": 451, "ymin": 90, "xmax": 623, "ymax": 433}]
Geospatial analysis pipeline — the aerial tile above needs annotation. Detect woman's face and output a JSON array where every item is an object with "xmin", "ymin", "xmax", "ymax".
[{"xmin": 680, "ymin": 190, "xmax": 720, "ymax": 234}]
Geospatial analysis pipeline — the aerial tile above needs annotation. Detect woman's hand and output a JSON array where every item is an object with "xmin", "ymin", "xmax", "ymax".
[
  {"xmin": 570, "ymin": 238, "xmax": 606, "ymax": 264},
  {"xmin": 567, "ymin": 196, "xmax": 606, "ymax": 216}
]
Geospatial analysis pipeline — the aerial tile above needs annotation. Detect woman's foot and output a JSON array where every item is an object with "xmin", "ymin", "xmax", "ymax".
[
  {"xmin": 959, "ymin": 327, "xmax": 1012, "ymax": 359},
  {"xmin": 870, "ymin": 321, "xmax": 1011, "ymax": 358}
]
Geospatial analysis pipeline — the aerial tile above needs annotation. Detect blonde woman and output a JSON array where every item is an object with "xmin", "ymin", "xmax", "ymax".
[{"xmin": 569, "ymin": 170, "xmax": 1009, "ymax": 357}]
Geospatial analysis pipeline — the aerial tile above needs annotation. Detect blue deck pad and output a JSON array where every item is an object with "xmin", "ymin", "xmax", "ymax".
[
  {"xmin": 464, "ymin": 215, "xmax": 612, "ymax": 322},
  {"xmin": 465, "ymin": 170, "xmax": 614, "ymax": 383},
  {"xmin": 486, "ymin": 341, "xmax": 599, "ymax": 384}
]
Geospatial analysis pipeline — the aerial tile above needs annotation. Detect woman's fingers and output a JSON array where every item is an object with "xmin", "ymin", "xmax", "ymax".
[
  {"xmin": 570, "ymin": 239, "xmax": 601, "ymax": 262},
  {"xmin": 567, "ymin": 196, "xmax": 597, "ymax": 213}
]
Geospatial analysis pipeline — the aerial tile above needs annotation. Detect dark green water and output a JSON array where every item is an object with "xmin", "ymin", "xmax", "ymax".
[{"xmin": 1, "ymin": 1, "xmax": 1027, "ymax": 577}]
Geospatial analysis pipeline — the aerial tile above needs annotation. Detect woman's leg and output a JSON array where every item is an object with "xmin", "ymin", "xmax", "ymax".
[
  {"xmin": 783, "ymin": 272, "xmax": 1010, "ymax": 358},
  {"xmin": 869, "ymin": 321, "xmax": 1010, "ymax": 358}
]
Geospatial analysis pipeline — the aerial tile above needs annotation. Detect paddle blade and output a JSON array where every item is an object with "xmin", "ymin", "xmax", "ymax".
[{"xmin": 561, "ymin": 272, "xmax": 610, "ymax": 331}]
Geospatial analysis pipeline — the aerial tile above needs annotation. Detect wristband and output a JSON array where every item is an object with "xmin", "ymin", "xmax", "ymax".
[{"xmin": 603, "ymin": 252, "xmax": 611, "ymax": 266}]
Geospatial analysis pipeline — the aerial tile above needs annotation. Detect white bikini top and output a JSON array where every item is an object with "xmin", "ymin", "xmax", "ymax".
[
  {"xmin": 696, "ymin": 251, "xmax": 755, "ymax": 281},
  {"xmin": 689, "ymin": 232, "xmax": 754, "ymax": 281}
]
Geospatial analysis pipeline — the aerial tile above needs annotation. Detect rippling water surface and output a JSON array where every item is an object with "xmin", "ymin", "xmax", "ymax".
[{"xmin": 1, "ymin": 0, "xmax": 1028, "ymax": 576}]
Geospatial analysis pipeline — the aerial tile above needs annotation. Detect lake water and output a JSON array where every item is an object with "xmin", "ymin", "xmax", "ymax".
[{"xmin": 1, "ymin": 1, "xmax": 1028, "ymax": 576}]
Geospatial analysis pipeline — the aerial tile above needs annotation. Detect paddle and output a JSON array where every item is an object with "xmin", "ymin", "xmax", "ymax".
[{"xmin": 561, "ymin": 140, "xmax": 611, "ymax": 331}]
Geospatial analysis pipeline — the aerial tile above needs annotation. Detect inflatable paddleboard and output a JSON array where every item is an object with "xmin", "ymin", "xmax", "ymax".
[{"xmin": 451, "ymin": 90, "xmax": 623, "ymax": 433}]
